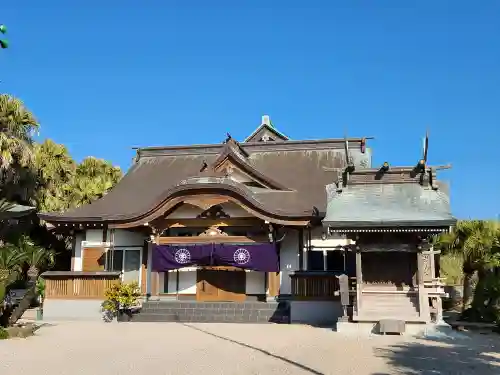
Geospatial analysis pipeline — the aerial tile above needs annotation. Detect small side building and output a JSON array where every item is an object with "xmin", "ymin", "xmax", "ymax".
[{"xmin": 323, "ymin": 161, "xmax": 455, "ymax": 333}]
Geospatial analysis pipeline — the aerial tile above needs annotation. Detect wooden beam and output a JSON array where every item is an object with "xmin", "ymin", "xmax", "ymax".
[
  {"xmin": 162, "ymin": 218, "xmax": 264, "ymax": 228},
  {"xmin": 158, "ymin": 235, "xmax": 268, "ymax": 245},
  {"xmin": 183, "ymin": 197, "xmax": 229, "ymax": 210}
]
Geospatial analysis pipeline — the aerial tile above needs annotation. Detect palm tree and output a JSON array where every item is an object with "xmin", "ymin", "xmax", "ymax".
[
  {"xmin": 69, "ymin": 157, "xmax": 122, "ymax": 207},
  {"xmin": 0, "ymin": 94, "xmax": 40, "ymax": 203},
  {"xmin": 0, "ymin": 246, "xmax": 24, "ymax": 326},
  {"xmin": 6, "ymin": 236, "xmax": 55, "ymax": 324},
  {"xmin": 435, "ymin": 220, "xmax": 500, "ymax": 311},
  {"xmin": 0, "ymin": 245, "xmax": 24, "ymax": 289},
  {"xmin": 76, "ymin": 157, "xmax": 121, "ymax": 184},
  {"xmin": 0, "ymin": 94, "xmax": 39, "ymax": 168},
  {"xmin": 34, "ymin": 140, "xmax": 76, "ymax": 212}
]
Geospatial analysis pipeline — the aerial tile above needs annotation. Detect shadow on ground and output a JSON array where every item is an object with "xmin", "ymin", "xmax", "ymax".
[
  {"xmin": 372, "ymin": 327, "xmax": 500, "ymax": 375},
  {"xmin": 182, "ymin": 323, "xmax": 325, "ymax": 375}
]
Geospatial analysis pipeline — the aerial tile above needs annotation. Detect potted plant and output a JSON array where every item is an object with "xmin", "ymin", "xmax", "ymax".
[
  {"xmin": 101, "ymin": 282, "xmax": 141, "ymax": 322},
  {"xmin": 35, "ymin": 278, "xmax": 45, "ymax": 321}
]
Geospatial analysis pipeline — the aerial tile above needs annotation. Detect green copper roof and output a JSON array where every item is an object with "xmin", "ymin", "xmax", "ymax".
[{"xmin": 323, "ymin": 182, "xmax": 455, "ymax": 228}]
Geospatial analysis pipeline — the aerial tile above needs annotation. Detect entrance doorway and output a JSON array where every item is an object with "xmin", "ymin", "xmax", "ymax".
[{"xmin": 196, "ymin": 266, "xmax": 246, "ymax": 301}]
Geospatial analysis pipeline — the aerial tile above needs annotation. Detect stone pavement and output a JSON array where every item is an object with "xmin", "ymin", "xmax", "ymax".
[{"xmin": 0, "ymin": 322, "xmax": 499, "ymax": 375}]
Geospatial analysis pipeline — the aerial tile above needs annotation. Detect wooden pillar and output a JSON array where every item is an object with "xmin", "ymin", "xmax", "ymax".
[
  {"xmin": 355, "ymin": 249, "xmax": 363, "ymax": 315},
  {"xmin": 298, "ymin": 228, "xmax": 304, "ymax": 271},
  {"xmin": 267, "ymin": 272, "xmax": 280, "ymax": 298},
  {"xmin": 150, "ymin": 231, "xmax": 160, "ymax": 299},
  {"xmin": 267, "ymin": 234, "xmax": 280, "ymax": 300},
  {"xmin": 70, "ymin": 234, "xmax": 77, "ymax": 271},
  {"xmin": 146, "ymin": 239, "xmax": 153, "ymax": 297}
]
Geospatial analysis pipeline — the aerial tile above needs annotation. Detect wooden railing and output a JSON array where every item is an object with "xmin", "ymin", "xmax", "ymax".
[
  {"xmin": 290, "ymin": 271, "xmax": 341, "ymax": 300},
  {"xmin": 42, "ymin": 271, "xmax": 121, "ymax": 300}
]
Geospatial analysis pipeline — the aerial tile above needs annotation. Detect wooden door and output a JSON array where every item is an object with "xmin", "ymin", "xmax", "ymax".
[
  {"xmin": 82, "ymin": 247, "xmax": 106, "ymax": 271},
  {"xmin": 218, "ymin": 267, "xmax": 246, "ymax": 301},
  {"xmin": 196, "ymin": 269, "xmax": 220, "ymax": 301},
  {"xmin": 196, "ymin": 267, "xmax": 246, "ymax": 301}
]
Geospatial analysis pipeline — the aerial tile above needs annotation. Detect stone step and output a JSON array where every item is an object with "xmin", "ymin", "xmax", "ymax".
[
  {"xmin": 135, "ymin": 301, "xmax": 290, "ymax": 324},
  {"xmin": 362, "ymin": 296, "xmax": 418, "ymax": 301},
  {"xmin": 362, "ymin": 303, "xmax": 418, "ymax": 309},
  {"xmin": 362, "ymin": 306, "xmax": 418, "ymax": 314},
  {"xmin": 362, "ymin": 298, "xmax": 418, "ymax": 306},
  {"xmin": 143, "ymin": 301, "xmax": 285, "ymax": 308},
  {"xmin": 133, "ymin": 313, "xmax": 278, "ymax": 323},
  {"xmin": 141, "ymin": 303, "xmax": 288, "ymax": 313}
]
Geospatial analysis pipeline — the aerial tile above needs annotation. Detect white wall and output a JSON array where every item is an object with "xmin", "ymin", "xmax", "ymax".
[
  {"xmin": 178, "ymin": 271, "xmax": 197, "ymax": 293},
  {"xmin": 111, "ymin": 229, "xmax": 146, "ymax": 247},
  {"xmin": 72, "ymin": 232, "xmax": 84, "ymax": 271},
  {"xmin": 290, "ymin": 300, "xmax": 343, "ymax": 325},
  {"xmin": 43, "ymin": 299, "xmax": 103, "ymax": 321},
  {"xmin": 279, "ymin": 229, "xmax": 299, "ymax": 295},
  {"xmin": 85, "ymin": 229, "xmax": 103, "ymax": 244},
  {"xmin": 246, "ymin": 271, "xmax": 266, "ymax": 294}
]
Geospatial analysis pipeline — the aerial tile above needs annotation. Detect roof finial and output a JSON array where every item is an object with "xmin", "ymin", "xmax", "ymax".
[{"xmin": 261, "ymin": 115, "xmax": 271, "ymax": 127}]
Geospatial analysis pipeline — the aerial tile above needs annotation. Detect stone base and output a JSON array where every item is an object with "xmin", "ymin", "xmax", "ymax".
[
  {"xmin": 134, "ymin": 301, "xmax": 290, "ymax": 323},
  {"xmin": 417, "ymin": 321, "xmax": 455, "ymax": 339},
  {"xmin": 335, "ymin": 320, "xmax": 441, "ymax": 337}
]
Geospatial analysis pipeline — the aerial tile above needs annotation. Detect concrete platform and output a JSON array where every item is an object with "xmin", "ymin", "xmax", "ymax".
[{"xmin": 336, "ymin": 320, "xmax": 452, "ymax": 337}]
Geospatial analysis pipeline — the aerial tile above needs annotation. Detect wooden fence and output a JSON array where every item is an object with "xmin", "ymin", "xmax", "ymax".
[
  {"xmin": 290, "ymin": 271, "xmax": 342, "ymax": 300},
  {"xmin": 42, "ymin": 271, "xmax": 121, "ymax": 300}
]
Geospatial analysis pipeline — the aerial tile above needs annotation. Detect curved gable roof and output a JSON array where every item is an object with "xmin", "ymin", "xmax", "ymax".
[{"xmin": 39, "ymin": 138, "xmax": 371, "ymax": 225}]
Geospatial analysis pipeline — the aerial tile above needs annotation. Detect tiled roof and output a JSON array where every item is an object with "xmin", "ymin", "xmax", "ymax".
[{"xmin": 39, "ymin": 138, "xmax": 371, "ymax": 224}]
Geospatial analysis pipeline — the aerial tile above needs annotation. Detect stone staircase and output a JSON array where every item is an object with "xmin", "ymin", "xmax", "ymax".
[
  {"xmin": 355, "ymin": 292, "xmax": 423, "ymax": 322},
  {"xmin": 133, "ymin": 301, "xmax": 290, "ymax": 323}
]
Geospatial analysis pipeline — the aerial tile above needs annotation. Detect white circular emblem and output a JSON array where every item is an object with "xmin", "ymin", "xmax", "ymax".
[
  {"xmin": 233, "ymin": 248, "xmax": 251, "ymax": 265},
  {"xmin": 174, "ymin": 248, "xmax": 191, "ymax": 264}
]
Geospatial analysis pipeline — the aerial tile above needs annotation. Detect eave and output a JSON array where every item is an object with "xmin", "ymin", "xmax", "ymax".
[
  {"xmin": 323, "ymin": 218, "xmax": 457, "ymax": 233},
  {"xmin": 39, "ymin": 181, "xmax": 314, "ymax": 228}
]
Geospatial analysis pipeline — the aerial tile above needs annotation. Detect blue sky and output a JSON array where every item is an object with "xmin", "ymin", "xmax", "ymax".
[{"xmin": 1, "ymin": 1, "xmax": 499, "ymax": 219}]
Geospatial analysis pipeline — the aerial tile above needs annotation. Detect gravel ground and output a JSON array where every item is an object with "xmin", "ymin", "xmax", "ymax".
[{"xmin": 1, "ymin": 322, "xmax": 499, "ymax": 375}]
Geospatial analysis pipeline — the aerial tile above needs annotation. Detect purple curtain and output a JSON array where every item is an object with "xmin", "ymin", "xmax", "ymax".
[
  {"xmin": 152, "ymin": 244, "xmax": 213, "ymax": 271},
  {"xmin": 213, "ymin": 243, "xmax": 279, "ymax": 272},
  {"xmin": 152, "ymin": 243, "xmax": 279, "ymax": 272}
]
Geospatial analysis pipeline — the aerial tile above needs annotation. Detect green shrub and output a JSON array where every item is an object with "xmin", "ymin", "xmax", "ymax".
[
  {"xmin": 0, "ymin": 327, "xmax": 9, "ymax": 340},
  {"xmin": 101, "ymin": 281, "xmax": 141, "ymax": 313},
  {"xmin": 440, "ymin": 254, "xmax": 464, "ymax": 285}
]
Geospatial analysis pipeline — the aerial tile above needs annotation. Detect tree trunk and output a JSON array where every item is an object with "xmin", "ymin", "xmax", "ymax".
[
  {"xmin": 8, "ymin": 268, "xmax": 38, "ymax": 325},
  {"xmin": 462, "ymin": 272, "xmax": 474, "ymax": 311},
  {"xmin": 471, "ymin": 268, "xmax": 488, "ymax": 311}
]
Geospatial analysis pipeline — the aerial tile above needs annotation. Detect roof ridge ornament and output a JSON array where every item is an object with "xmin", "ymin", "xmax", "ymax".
[
  {"xmin": 344, "ymin": 131, "xmax": 355, "ymax": 173},
  {"xmin": 413, "ymin": 129, "xmax": 433, "ymax": 187},
  {"xmin": 243, "ymin": 114, "xmax": 289, "ymax": 142},
  {"xmin": 262, "ymin": 115, "xmax": 271, "ymax": 127}
]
